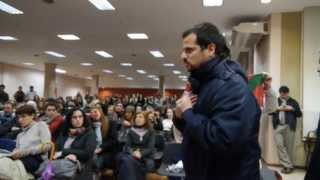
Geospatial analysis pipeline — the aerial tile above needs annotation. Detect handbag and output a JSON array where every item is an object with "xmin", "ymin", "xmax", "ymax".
[{"xmin": 40, "ymin": 142, "xmax": 55, "ymax": 180}]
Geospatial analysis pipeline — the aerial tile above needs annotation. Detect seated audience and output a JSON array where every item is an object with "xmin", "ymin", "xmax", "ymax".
[{"xmin": 116, "ymin": 111, "xmax": 156, "ymax": 180}]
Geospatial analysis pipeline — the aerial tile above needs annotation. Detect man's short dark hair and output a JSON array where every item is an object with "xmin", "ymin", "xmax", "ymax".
[
  {"xmin": 4, "ymin": 101, "xmax": 13, "ymax": 107},
  {"xmin": 45, "ymin": 101, "xmax": 59, "ymax": 111},
  {"xmin": 16, "ymin": 104, "xmax": 36, "ymax": 116},
  {"xmin": 279, "ymin": 86, "xmax": 290, "ymax": 93},
  {"xmin": 182, "ymin": 22, "xmax": 230, "ymax": 59},
  {"xmin": 0, "ymin": 84, "xmax": 5, "ymax": 88}
]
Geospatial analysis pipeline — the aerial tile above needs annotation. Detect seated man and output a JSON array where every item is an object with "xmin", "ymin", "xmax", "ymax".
[
  {"xmin": 0, "ymin": 102, "xmax": 20, "ymax": 151},
  {"xmin": 38, "ymin": 101, "xmax": 64, "ymax": 141},
  {"xmin": 0, "ymin": 102, "xmax": 15, "ymax": 125}
]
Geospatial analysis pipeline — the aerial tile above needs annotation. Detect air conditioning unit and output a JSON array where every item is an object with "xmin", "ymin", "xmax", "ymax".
[{"xmin": 233, "ymin": 22, "xmax": 269, "ymax": 34}]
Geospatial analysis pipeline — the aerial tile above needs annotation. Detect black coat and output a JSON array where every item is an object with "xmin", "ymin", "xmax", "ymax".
[
  {"xmin": 0, "ymin": 91, "xmax": 9, "ymax": 105},
  {"xmin": 55, "ymin": 129, "xmax": 97, "ymax": 163},
  {"xmin": 100, "ymin": 120, "xmax": 120, "ymax": 154},
  {"xmin": 174, "ymin": 58, "xmax": 261, "ymax": 180},
  {"xmin": 272, "ymin": 97, "xmax": 302, "ymax": 131},
  {"xmin": 0, "ymin": 118, "xmax": 21, "ymax": 139},
  {"xmin": 305, "ymin": 118, "xmax": 320, "ymax": 180},
  {"xmin": 124, "ymin": 128, "xmax": 155, "ymax": 160}
]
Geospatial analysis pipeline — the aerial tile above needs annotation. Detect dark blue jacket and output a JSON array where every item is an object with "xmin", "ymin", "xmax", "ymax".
[
  {"xmin": 174, "ymin": 58, "xmax": 261, "ymax": 180},
  {"xmin": 305, "ymin": 118, "xmax": 320, "ymax": 180}
]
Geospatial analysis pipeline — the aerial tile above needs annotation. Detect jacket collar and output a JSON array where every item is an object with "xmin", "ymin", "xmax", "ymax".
[{"xmin": 189, "ymin": 56, "xmax": 232, "ymax": 94}]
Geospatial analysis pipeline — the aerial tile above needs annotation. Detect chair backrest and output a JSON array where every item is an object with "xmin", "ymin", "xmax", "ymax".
[{"xmin": 162, "ymin": 143, "xmax": 182, "ymax": 164}]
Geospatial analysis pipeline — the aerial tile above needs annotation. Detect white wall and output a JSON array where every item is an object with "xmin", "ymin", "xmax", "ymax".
[
  {"xmin": 253, "ymin": 14, "xmax": 282, "ymax": 93},
  {"xmin": 2, "ymin": 64, "xmax": 44, "ymax": 98},
  {"xmin": 302, "ymin": 7, "xmax": 320, "ymax": 135},
  {"xmin": 0, "ymin": 63, "xmax": 87, "ymax": 99}
]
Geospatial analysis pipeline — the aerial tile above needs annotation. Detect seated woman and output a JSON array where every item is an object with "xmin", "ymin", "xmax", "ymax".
[
  {"xmin": 116, "ymin": 111, "xmax": 156, "ymax": 180},
  {"xmin": 90, "ymin": 106, "xmax": 119, "ymax": 171},
  {"xmin": 162, "ymin": 108, "xmax": 174, "ymax": 142},
  {"xmin": 51, "ymin": 108, "xmax": 97, "ymax": 178},
  {"xmin": 0, "ymin": 104, "xmax": 51, "ymax": 179},
  {"xmin": 118, "ymin": 105, "xmax": 135, "ymax": 145}
]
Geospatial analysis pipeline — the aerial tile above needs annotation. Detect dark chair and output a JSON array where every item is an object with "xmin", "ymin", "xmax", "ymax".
[{"xmin": 157, "ymin": 143, "xmax": 185, "ymax": 180}]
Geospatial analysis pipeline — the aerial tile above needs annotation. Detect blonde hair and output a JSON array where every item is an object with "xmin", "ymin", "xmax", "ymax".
[{"xmin": 91, "ymin": 106, "xmax": 109, "ymax": 138}]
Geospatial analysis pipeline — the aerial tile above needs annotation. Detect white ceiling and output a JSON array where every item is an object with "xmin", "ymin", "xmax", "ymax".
[{"xmin": 0, "ymin": 0, "xmax": 320, "ymax": 89}]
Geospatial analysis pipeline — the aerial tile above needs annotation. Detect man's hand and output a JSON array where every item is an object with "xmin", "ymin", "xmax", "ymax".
[{"xmin": 175, "ymin": 95, "xmax": 197, "ymax": 119}]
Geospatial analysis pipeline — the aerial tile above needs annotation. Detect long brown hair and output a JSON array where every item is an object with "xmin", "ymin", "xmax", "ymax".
[
  {"xmin": 134, "ymin": 111, "xmax": 150, "ymax": 129},
  {"xmin": 91, "ymin": 106, "xmax": 109, "ymax": 138}
]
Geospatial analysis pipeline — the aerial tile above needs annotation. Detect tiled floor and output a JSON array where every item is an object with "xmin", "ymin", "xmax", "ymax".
[{"xmin": 268, "ymin": 166, "xmax": 306, "ymax": 180}]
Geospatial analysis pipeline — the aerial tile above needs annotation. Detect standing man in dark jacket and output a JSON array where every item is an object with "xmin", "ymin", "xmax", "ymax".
[
  {"xmin": 272, "ymin": 86, "xmax": 302, "ymax": 173},
  {"xmin": 14, "ymin": 86, "xmax": 25, "ymax": 104},
  {"xmin": 174, "ymin": 22, "xmax": 261, "ymax": 180},
  {"xmin": 0, "ymin": 84, "xmax": 9, "ymax": 108}
]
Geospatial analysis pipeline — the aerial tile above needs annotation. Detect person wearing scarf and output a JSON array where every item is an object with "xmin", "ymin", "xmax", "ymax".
[{"xmin": 116, "ymin": 111, "xmax": 156, "ymax": 180}]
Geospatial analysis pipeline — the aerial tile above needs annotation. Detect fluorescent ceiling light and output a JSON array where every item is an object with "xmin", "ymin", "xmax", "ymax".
[
  {"xmin": 179, "ymin": 75, "xmax": 188, "ymax": 79},
  {"xmin": 181, "ymin": 78, "xmax": 188, "ymax": 82},
  {"xmin": 126, "ymin": 77, "xmax": 133, "ymax": 80},
  {"xmin": 173, "ymin": 70, "xmax": 181, "ymax": 75},
  {"xmin": 103, "ymin": 69, "xmax": 113, "ymax": 74},
  {"xmin": 203, "ymin": 0, "xmax": 223, "ymax": 6},
  {"xmin": 120, "ymin": 63, "xmax": 132, "ymax": 67},
  {"xmin": 88, "ymin": 0, "xmax": 115, "ymax": 10},
  {"xmin": 153, "ymin": 78, "xmax": 159, "ymax": 81},
  {"xmin": 80, "ymin": 62, "xmax": 93, "ymax": 66},
  {"xmin": 0, "ymin": 1, "xmax": 23, "ymax": 14},
  {"xmin": 85, "ymin": 77, "xmax": 93, "ymax": 80},
  {"xmin": 57, "ymin": 34, "xmax": 80, "ymax": 40},
  {"xmin": 55, "ymin": 68, "xmax": 67, "ymax": 74},
  {"xmin": 136, "ymin": 69, "xmax": 146, "ymax": 74},
  {"xmin": 45, "ymin": 51, "xmax": 66, "ymax": 58},
  {"xmin": 150, "ymin": 50, "xmax": 164, "ymax": 58},
  {"xmin": 0, "ymin": 36, "xmax": 17, "ymax": 41},
  {"xmin": 148, "ymin": 75, "xmax": 156, "ymax": 78},
  {"xmin": 22, "ymin": 62, "xmax": 34, "ymax": 66},
  {"xmin": 163, "ymin": 63, "xmax": 175, "ymax": 67},
  {"xmin": 127, "ymin": 33, "xmax": 149, "ymax": 40},
  {"xmin": 118, "ymin": 74, "xmax": 126, "ymax": 78},
  {"xmin": 95, "ymin": 51, "xmax": 113, "ymax": 58},
  {"xmin": 261, "ymin": 0, "xmax": 271, "ymax": 4}
]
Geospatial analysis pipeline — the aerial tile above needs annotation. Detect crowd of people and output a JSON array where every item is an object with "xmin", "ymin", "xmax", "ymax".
[{"xmin": 0, "ymin": 84, "xmax": 182, "ymax": 180}]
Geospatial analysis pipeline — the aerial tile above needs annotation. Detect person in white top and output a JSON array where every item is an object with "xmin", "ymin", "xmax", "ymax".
[
  {"xmin": 162, "ymin": 108, "xmax": 174, "ymax": 141},
  {"xmin": 26, "ymin": 86, "xmax": 37, "ymax": 101}
]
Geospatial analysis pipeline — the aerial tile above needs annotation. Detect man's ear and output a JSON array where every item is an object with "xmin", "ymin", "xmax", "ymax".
[{"xmin": 207, "ymin": 43, "xmax": 216, "ymax": 57}]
